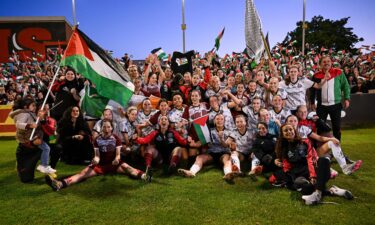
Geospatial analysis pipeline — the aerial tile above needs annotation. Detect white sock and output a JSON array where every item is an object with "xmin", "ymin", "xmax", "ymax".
[
  {"xmin": 190, "ymin": 164, "xmax": 201, "ymax": 175},
  {"xmin": 328, "ymin": 141, "xmax": 347, "ymax": 169},
  {"xmin": 223, "ymin": 165, "xmax": 232, "ymax": 175},
  {"xmin": 251, "ymin": 156, "xmax": 260, "ymax": 170},
  {"xmin": 231, "ymin": 153, "xmax": 241, "ymax": 171}
]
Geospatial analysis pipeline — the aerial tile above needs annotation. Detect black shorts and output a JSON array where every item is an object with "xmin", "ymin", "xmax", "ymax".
[{"xmin": 209, "ymin": 152, "xmax": 229, "ymax": 164}]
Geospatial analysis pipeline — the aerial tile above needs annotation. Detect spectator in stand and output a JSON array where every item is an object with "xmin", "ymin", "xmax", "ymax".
[{"xmin": 351, "ymin": 77, "xmax": 368, "ymax": 94}]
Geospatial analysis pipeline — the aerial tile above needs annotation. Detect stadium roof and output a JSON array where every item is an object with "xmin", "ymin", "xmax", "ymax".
[{"xmin": 0, "ymin": 16, "xmax": 72, "ymax": 26}]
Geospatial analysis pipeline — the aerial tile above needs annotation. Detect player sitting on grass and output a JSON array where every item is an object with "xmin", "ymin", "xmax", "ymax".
[{"xmin": 45, "ymin": 119, "xmax": 151, "ymax": 191}]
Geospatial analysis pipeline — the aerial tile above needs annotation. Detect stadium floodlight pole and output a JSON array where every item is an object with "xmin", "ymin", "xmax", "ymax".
[
  {"xmin": 302, "ymin": 0, "xmax": 306, "ymax": 56},
  {"xmin": 181, "ymin": 0, "xmax": 186, "ymax": 53},
  {"xmin": 72, "ymin": 0, "xmax": 77, "ymax": 26}
]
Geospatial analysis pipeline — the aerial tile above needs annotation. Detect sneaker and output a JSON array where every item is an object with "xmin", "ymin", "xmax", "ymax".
[
  {"xmin": 353, "ymin": 160, "xmax": 362, "ymax": 172},
  {"xmin": 248, "ymin": 165, "xmax": 263, "ymax": 176},
  {"xmin": 37, "ymin": 165, "xmax": 56, "ymax": 174},
  {"xmin": 177, "ymin": 168, "xmax": 195, "ymax": 178},
  {"xmin": 329, "ymin": 185, "xmax": 353, "ymax": 200},
  {"xmin": 45, "ymin": 175, "xmax": 63, "ymax": 191},
  {"xmin": 330, "ymin": 168, "xmax": 338, "ymax": 179},
  {"xmin": 272, "ymin": 180, "xmax": 286, "ymax": 188},
  {"xmin": 302, "ymin": 190, "xmax": 322, "ymax": 205},
  {"xmin": 342, "ymin": 160, "xmax": 362, "ymax": 175},
  {"xmin": 223, "ymin": 172, "xmax": 235, "ymax": 182}
]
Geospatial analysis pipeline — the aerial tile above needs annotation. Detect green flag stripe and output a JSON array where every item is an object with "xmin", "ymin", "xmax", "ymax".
[
  {"xmin": 193, "ymin": 123, "xmax": 209, "ymax": 145},
  {"xmin": 61, "ymin": 55, "xmax": 133, "ymax": 107}
]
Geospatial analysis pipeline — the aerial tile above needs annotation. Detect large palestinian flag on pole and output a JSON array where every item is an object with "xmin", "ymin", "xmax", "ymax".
[
  {"xmin": 192, "ymin": 115, "xmax": 211, "ymax": 145},
  {"xmin": 60, "ymin": 28, "xmax": 134, "ymax": 107}
]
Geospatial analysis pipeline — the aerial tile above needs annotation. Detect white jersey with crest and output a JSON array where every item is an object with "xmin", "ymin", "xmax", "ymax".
[
  {"xmin": 269, "ymin": 107, "xmax": 291, "ymax": 125},
  {"xmin": 228, "ymin": 128, "xmax": 255, "ymax": 155},
  {"xmin": 280, "ymin": 77, "xmax": 314, "ymax": 110}
]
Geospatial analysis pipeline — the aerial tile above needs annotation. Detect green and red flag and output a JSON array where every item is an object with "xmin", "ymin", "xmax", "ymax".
[
  {"xmin": 60, "ymin": 28, "xmax": 134, "ymax": 107},
  {"xmin": 214, "ymin": 27, "xmax": 225, "ymax": 51},
  {"xmin": 192, "ymin": 115, "xmax": 211, "ymax": 145}
]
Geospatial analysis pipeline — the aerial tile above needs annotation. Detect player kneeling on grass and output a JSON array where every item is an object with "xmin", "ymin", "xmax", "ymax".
[
  {"xmin": 272, "ymin": 124, "xmax": 353, "ymax": 205},
  {"xmin": 178, "ymin": 113, "xmax": 240, "ymax": 182},
  {"xmin": 46, "ymin": 119, "xmax": 151, "ymax": 191}
]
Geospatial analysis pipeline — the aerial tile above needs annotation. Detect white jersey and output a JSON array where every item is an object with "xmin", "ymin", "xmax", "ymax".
[
  {"xmin": 168, "ymin": 107, "xmax": 188, "ymax": 138},
  {"xmin": 242, "ymin": 105, "xmax": 260, "ymax": 131},
  {"xmin": 229, "ymin": 128, "xmax": 254, "ymax": 155},
  {"xmin": 264, "ymin": 88, "xmax": 288, "ymax": 106},
  {"xmin": 208, "ymin": 103, "xmax": 235, "ymax": 130},
  {"xmin": 93, "ymin": 119, "xmax": 123, "ymax": 141},
  {"xmin": 297, "ymin": 125, "xmax": 312, "ymax": 139},
  {"xmin": 136, "ymin": 109, "xmax": 157, "ymax": 136},
  {"xmin": 280, "ymin": 77, "xmax": 314, "ymax": 110},
  {"xmin": 120, "ymin": 118, "xmax": 137, "ymax": 137},
  {"xmin": 168, "ymin": 107, "xmax": 185, "ymax": 124},
  {"xmin": 205, "ymin": 87, "xmax": 222, "ymax": 99},
  {"xmin": 208, "ymin": 128, "xmax": 231, "ymax": 153},
  {"xmin": 269, "ymin": 107, "xmax": 291, "ymax": 125}
]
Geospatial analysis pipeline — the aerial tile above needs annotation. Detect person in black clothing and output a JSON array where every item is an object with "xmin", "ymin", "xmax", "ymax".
[
  {"xmin": 251, "ymin": 122, "xmax": 278, "ymax": 175},
  {"xmin": 57, "ymin": 106, "xmax": 93, "ymax": 164},
  {"xmin": 272, "ymin": 124, "xmax": 353, "ymax": 205},
  {"xmin": 135, "ymin": 115, "xmax": 189, "ymax": 175},
  {"xmin": 51, "ymin": 68, "xmax": 83, "ymax": 122}
]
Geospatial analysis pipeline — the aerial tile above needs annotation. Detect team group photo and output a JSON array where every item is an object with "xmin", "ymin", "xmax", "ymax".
[{"xmin": 1, "ymin": 0, "xmax": 375, "ymax": 224}]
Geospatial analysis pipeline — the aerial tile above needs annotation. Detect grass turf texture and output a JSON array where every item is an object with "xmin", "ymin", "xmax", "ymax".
[{"xmin": 1, "ymin": 127, "xmax": 375, "ymax": 225}]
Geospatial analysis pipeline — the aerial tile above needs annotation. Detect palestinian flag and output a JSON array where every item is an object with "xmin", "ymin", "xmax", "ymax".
[
  {"xmin": 192, "ymin": 115, "xmax": 211, "ymax": 145},
  {"xmin": 60, "ymin": 28, "xmax": 134, "ymax": 107},
  {"xmin": 80, "ymin": 84, "xmax": 129, "ymax": 120},
  {"xmin": 151, "ymin": 48, "xmax": 168, "ymax": 61},
  {"xmin": 214, "ymin": 27, "xmax": 225, "ymax": 51}
]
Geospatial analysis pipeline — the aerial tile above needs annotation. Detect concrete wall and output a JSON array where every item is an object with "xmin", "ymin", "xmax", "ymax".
[{"xmin": 342, "ymin": 93, "xmax": 375, "ymax": 125}]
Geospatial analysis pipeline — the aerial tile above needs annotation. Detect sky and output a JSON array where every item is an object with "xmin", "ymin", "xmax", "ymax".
[{"xmin": 1, "ymin": 0, "xmax": 375, "ymax": 59}]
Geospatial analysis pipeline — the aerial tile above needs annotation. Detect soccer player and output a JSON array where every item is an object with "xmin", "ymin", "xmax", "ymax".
[{"xmin": 45, "ymin": 120, "xmax": 151, "ymax": 191}]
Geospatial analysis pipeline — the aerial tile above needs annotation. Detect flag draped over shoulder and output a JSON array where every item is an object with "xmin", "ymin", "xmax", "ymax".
[
  {"xmin": 192, "ymin": 115, "xmax": 211, "ymax": 145},
  {"xmin": 245, "ymin": 0, "xmax": 265, "ymax": 63},
  {"xmin": 214, "ymin": 27, "xmax": 225, "ymax": 51},
  {"xmin": 60, "ymin": 28, "xmax": 134, "ymax": 107}
]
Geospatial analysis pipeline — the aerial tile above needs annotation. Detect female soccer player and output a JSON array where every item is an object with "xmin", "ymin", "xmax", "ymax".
[{"xmin": 46, "ymin": 119, "xmax": 151, "ymax": 191}]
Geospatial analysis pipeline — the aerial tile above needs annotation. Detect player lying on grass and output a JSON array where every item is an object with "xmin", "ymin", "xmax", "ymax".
[{"xmin": 45, "ymin": 119, "xmax": 151, "ymax": 191}]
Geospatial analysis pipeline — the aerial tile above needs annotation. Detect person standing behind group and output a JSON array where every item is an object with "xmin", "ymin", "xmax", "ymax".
[
  {"xmin": 310, "ymin": 56, "xmax": 351, "ymax": 141},
  {"xmin": 281, "ymin": 65, "xmax": 329, "ymax": 114},
  {"xmin": 51, "ymin": 68, "xmax": 83, "ymax": 122}
]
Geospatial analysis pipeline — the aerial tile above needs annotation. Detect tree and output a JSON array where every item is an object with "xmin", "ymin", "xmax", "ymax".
[{"xmin": 282, "ymin": 15, "xmax": 364, "ymax": 52}]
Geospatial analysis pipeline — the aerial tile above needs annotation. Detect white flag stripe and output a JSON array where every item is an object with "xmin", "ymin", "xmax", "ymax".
[{"xmin": 88, "ymin": 50, "xmax": 135, "ymax": 92}]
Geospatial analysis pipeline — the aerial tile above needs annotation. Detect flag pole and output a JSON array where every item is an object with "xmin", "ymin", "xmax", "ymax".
[
  {"xmin": 29, "ymin": 66, "xmax": 61, "ymax": 141},
  {"xmin": 72, "ymin": 0, "xmax": 77, "ymax": 26},
  {"xmin": 260, "ymin": 29, "xmax": 272, "ymax": 60},
  {"xmin": 302, "ymin": 0, "xmax": 306, "ymax": 56},
  {"xmin": 181, "ymin": 0, "xmax": 186, "ymax": 53}
]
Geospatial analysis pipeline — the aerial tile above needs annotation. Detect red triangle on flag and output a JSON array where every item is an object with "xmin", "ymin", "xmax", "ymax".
[
  {"xmin": 193, "ymin": 115, "xmax": 208, "ymax": 126},
  {"xmin": 63, "ymin": 29, "xmax": 94, "ymax": 61}
]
